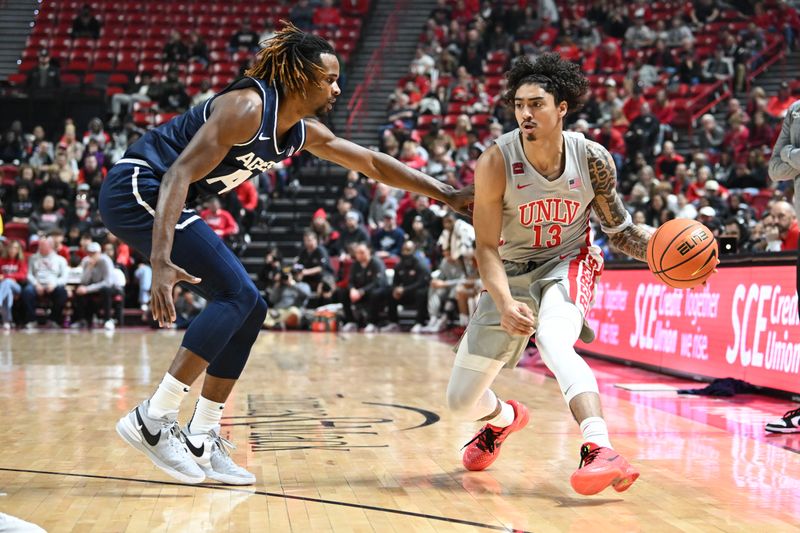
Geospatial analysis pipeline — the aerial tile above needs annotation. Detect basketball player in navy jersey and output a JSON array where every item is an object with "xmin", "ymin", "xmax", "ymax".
[
  {"xmin": 445, "ymin": 54, "xmax": 656, "ymax": 495},
  {"xmin": 102, "ymin": 24, "xmax": 472, "ymax": 485}
]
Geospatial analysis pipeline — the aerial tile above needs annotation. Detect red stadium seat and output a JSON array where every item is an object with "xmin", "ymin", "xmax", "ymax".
[
  {"xmin": 470, "ymin": 114, "xmax": 492, "ymax": 128},
  {"xmin": 7, "ymin": 73, "xmax": 27, "ymax": 87},
  {"xmin": 442, "ymin": 114, "xmax": 460, "ymax": 129},
  {"xmin": 416, "ymin": 114, "xmax": 442, "ymax": 130}
]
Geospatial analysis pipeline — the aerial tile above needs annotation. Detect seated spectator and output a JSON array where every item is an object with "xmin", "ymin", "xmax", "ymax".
[
  {"xmin": 340, "ymin": 210, "xmax": 370, "ymax": 253},
  {"xmin": 173, "ymin": 285, "xmax": 206, "ymax": 329},
  {"xmin": 71, "ymin": 4, "xmax": 101, "ymax": 39},
  {"xmin": 0, "ymin": 239, "xmax": 27, "ymax": 329},
  {"xmin": 25, "ymin": 49, "xmax": 60, "ymax": 97},
  {"xmin": 200, "ymin": 197, "xmax": 239, "ymax": 244},
  {"xmin": 264, "ymin": 268, "xmax": 311, "ymax": 330},
  {"xmin": 296, "ymin": 230, "xmax": 334, "ymax": 295},
  {"xmin": 191, "ymin": 79, "xmax": 215, "ymax": 107},
  {"xmin": 748, "ymin": 111, "xmax": 775, "ymax": 151},
  {"xmin": 313, "ymin": 0, "xmax": 341, "ymax": 30},
  {"xmin": 438, "ymin": 212, "xmax": 475, "ymax": 267},
  {"xmin": 689, "ymin": 0, "xmax": 720, "ymax": 26},
  {"xmin": 49, "ymin": 229, "xmax": 71, "ymax": 261},
  {"xmin": 421, "ymin": 247, "xmax": 465, "ymax": 333},
  {"xmin": 675, "ymin": 51, "xmax": 703, "ymax": 85},
  {"xmin": 596, "ymin": 41, "xmax": 623, "ymax": 73},
  {"xmin": 8, "ymin": 184, "xmax": 34, "ymax": 223},
  {"xmin": 71, "ymin": 241, "xmax": 119, "ymax": 330},
  {"xmin": 655, "ymin": 141, "xmax": 686, "ymax": 180},
  {"xmin": 342, "ymin": 181, "xmax": 369, "ymax": 219},
  {"xmin": 187, "ymin": 31, "xmax": 209, "ymax": 66},
  {"xmin": 723, "ymin": 115, "xmax": 750, "ymax": 162},
  {"xmin": 82, "ymin": 117, "xmax": 110, "ymax": 150},
  {"xmin": 336, "ymin": 243, "xmax": 388, "ymax": 332},
  {"xmin": 229, "ymin": 20, "xmax": 261, "ymax": 52},
  {"xmin": 694, "ymin": 114, "xmax": 725, "ymax": 153},
  {"xmin": 407, "ymin": 215, "xmax": 435, "ymax": 259},
  {"xmin": 625, "ymin": 15, "xmax": 655, "ymax": 49},
  {"xmin": 766, "ymin": 82, "xmax": 795, "ymax": 120},
  {"xmin": 110, "ymin": 72, "xmax": 158, "ymax": 122},
  {"xmin": 666, "ymin": 16, "xmax": 694, "ymax": 48},
  {"xmin": 134, "ymin": 260, "xmax": 152, "ymax": 318},
  {"xmin": 399, "ymin": 140, "xmax": 428, "ymax": 170},
  {"xmin": 625, "ymin": 103, "xmax": 660, "ymax": 162},
  {"xmin": 377, "ymin": 241, "xmax": 431, "ymax": 333},
  {"xmin": 21, "ymin": 236, "xmax": 69, "ymax": 329},
  {"xmin": 28, "ymin": 195, "xmax": 64, "ymax": 240},
  {"xmin": 289, "ymin": 0, "xmax": 315, "ymax": 31},
  {"xmin": 163, "ymin": 30, "xmax": 190, "ymax": 64},
  {"xmin": 371, "ymin": 211, "xmax": 405, "ymax": 261},
  {"xmin": 368, "ymin": 184, "xmax": 398, "ymax": 230},
  {"xmin": 765, "ymin": 200, "xmax": 799, "ymax": 251},
  {"xmin": 702, "ymin": 48, "xmax": 734, "ymax": 82},
  {"xmin": 257, "ymin": 247, "xmax": 282, "ymax": 299},
  {"xmin": 158, "ymin": 67, "xmax": 190, "ymax": 113},
  {"xmin": 423, "ymin": 144, "xmax": 455, "ymax": 182}
]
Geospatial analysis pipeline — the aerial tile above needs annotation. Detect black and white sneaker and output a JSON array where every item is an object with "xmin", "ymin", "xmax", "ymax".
[
  {"xmin": 765, "ymin": 407, "xmax": 800, "ymax": 433},
  {"xmin": 116, "ymin": 399, "xmax": 205, "ymax": 484},
  {"xmin": 183, "ymin": 425, "xmax": 256, "ymax": 485}
]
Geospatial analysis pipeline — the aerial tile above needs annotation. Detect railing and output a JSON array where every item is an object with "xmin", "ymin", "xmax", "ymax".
[
  {"xmin": 344, "ymin": 1, "xmax": 400, "ymax": 138},
  {"xmin": 744, "ymin": 34, "xmax": 787, "ymax": 93}
]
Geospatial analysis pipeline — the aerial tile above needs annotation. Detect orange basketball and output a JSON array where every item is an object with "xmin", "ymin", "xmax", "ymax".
[{"xmin": 646, "ymin": 218, "xmax": 718, "ymax": 289}]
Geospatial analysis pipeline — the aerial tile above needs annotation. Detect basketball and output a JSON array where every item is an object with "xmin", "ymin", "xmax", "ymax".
[{"xmin": 646, "ymin": 218, "xmax": 718, "ymax": 289}]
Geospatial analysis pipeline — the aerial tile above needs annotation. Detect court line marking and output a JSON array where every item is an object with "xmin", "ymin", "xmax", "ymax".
[{"xmin": 0, "ymin": 467, "xmax": 530, "ymax": 532}]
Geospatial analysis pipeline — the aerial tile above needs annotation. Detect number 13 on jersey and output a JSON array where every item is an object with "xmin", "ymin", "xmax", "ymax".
[{"xmin": 531, "ymin": 224, "xmax": 562, "ymax": 248}]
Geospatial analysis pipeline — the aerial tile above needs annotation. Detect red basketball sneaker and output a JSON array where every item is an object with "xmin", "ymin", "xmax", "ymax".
[
  {"xmin": 461, "ymin": 400, "xmax": 530, "ymax": 471},
  {"xmin": 569, "ymin": 442, "xmax": 639, "ymax": 495}
]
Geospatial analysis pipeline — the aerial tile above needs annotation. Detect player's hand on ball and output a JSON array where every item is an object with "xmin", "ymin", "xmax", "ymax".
[
  {"xmin": 446, "ymin": 184, "xmax": 475, "ymax": 216},
  {"xmin": 500, "ymin": 300, "xmax": 536, "ymax": 337},
  {"xmin": 151, "ymin": 260, "xmax": 201, "ymax": 328}
]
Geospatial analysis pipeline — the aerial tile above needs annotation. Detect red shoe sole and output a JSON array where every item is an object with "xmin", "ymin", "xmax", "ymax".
[{"xmin": 571, "ymin": 467, "xmax": 640, "ymax": 495}]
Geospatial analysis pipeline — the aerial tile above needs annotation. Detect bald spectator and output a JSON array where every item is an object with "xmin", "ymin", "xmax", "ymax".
[
  {"xmin": 21, "ymin": 236, "xmax": 69, "ymax": 329},
  {"xmin": 765, "ymin": 201, "xmax": 799, "ymax": 251}
]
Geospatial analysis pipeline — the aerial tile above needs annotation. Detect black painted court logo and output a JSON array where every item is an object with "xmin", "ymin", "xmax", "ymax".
[{"xmin": 221, "ymin": 395, "xmax": 439, "ymax": 452}]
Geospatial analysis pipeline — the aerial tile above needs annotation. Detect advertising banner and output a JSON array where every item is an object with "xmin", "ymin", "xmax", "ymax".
[{"xmin": 578, "ymin": 265, "xmax": 800, "ymax": 394}]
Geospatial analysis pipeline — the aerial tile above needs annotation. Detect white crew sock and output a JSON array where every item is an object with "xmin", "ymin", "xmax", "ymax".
[
  {"xmin": 486, "ymin": 399, "xmax": 515, "ymax": 428},
  {"xmin": 188, "ymin": 397, "xmax": 225, "ymax": 435},
  {"xmin": 148, "ymin": 372, "xmax": 190, "ymax": 419},
  {"xmin": 580, "ymin": 417, "xmax": 612, "ymax": 449}
]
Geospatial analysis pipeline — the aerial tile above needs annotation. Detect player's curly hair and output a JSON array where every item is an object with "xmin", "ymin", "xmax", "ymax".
[
  {"xmin": 503, "ymin": 53, "xmax": 588, "ymax": 113},
  {"xmin": 245, "ymin": 21, "xmax": 335, "ymax": 97}
]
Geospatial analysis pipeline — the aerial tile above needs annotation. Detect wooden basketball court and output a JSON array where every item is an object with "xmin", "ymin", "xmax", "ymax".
[{"xmin": 1, "ymin": 329, "xmax": 799, "ymax": 532}]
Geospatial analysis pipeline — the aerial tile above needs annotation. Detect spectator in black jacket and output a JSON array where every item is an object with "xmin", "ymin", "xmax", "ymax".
[
  {"xmin": 71, "ymin": 4, "xmax": 101, "ymax": 39},
  {"xmin": 337, "ymin": 243, "xmax": 388, "ymax": 332},
  {"xmin": 163, "ymin": 30, "xmax": 190, "ymax": 64},
  {"xmin": 376, "ymin": 241, "xmax": 431, "ymax": 333},
  {"xmin": 296, "ymin": 231, "xmax": 334, "ymax": 295},
  {"xmin": 158, "ymin": 67, "xmax": 190, "ymax": 112},
  {"xmin": 26, "ymin": 49, "xmax": 60, "ymax": 97},
  {"xmin": 339, "ymin": 210, "xmax": 370, "ymax": 254},
  {"xmin": 229, "ymin": 20, "xmax": 261, "ymax": 52}
]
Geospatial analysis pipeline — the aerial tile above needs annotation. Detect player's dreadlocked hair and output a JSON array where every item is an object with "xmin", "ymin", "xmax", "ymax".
[
  {"xmin": 245, "ymin": 21, "xmax": 335, "ymax": 98},
  {"xmin": 503, "ymin": 53, "xmax": 588, "ymax": 114}
]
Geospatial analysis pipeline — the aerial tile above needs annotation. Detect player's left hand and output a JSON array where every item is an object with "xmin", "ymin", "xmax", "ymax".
[
  {"xmin": 151, "ymin": 260, "xmax": 202, "ymax": 327},
  {"xmin": 445, "ymin": 184, "xmax": 475, "ymax": 217}
]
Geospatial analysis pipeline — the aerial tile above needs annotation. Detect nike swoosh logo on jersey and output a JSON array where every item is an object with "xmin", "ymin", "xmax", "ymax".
[
  {"xmin": 184, "ymin": 434, "xmax": 205, "ymax": 457},
  {"xmin": 258, "ymin": 133, "xmax": 271, "ymax": 141},
  {"xmin": 606, "ymin": 455, "xmax": 620, "ymax": 462},
  {"xmin": 135, "ymin": 407, "xmax": 161, "ymax": 447},
  {"xmin": 516, "ymin": 183, "xmax": 533, "ymax": 189}
]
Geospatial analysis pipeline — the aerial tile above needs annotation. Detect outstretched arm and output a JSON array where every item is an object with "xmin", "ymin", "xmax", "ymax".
[
  {"xmin": 303, "ymin": 119, "xmax": 473, "ymax": 215},
  {"xmin": 586, "ymin": 140, "xmax": 650, "ymax": 262}
]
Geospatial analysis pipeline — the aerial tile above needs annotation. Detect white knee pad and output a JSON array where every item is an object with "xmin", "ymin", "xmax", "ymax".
[{"xmin": 536, "ymin": 300, "xmax": 599, "ymax": 405}]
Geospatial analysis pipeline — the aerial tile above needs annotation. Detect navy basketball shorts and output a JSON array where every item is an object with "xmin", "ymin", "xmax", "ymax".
[{"xmin": 99, "ymin": 158, "xmax": 267, "ymax": 379}]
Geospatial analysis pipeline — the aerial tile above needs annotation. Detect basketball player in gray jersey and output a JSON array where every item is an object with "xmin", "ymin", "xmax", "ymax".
[{"xmin": 446, "ymin": 54, "xmax": 650, "ymax": 495}]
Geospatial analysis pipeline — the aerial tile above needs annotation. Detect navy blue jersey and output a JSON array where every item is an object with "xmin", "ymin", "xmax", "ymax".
[{"xmin": 125, "ymin": 77, "xmax": 306, "ymax": 197}]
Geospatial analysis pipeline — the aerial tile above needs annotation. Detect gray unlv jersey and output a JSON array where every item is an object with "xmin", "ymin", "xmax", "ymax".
[{"xmin": 495, "ymin": 129, "xmax": 595, "ymax": 263}]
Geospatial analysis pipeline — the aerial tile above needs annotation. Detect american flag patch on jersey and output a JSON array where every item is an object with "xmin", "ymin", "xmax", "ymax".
[
  {"xmin": 512, "ymin": 162, "xmax": 524, "ymax": 174},
  {"xmin": 568, "ymin": 176, "xmax": 581, "ymax": 190}
]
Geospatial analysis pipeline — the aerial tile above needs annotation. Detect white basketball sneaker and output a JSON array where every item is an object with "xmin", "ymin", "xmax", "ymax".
[
  {"xmin": 116, "ymin": 400, "xmax": 205, "ymax": 484},
  {"xmin": 183, "ymin": 425, "xmax": 256, "ymax": 485}
]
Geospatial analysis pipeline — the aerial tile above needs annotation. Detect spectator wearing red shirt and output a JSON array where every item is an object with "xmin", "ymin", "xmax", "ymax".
[
  {"xmin": 532, "ymin": 16, "xmax": 559, "ymax": 47},
  {"xmin": 622, "ymin": 86, "xmax": 646, "ymax": 122},
  {"xmin": 596, "ymin": 42, "xmax": 623, "ymax": 73},
  {"xmin": 651, "ymin": 89, "xmax": 676, "ymax": 124},
  {"xmin": 399, "ymin": 140, "xmax": 428, "ymax": 170},
  {"xmin": 200, "ymin": 197, "xmax": 239, "ymax": 239},
  {"xmin": 748, "ymin": 111, "xmax": 775, "ymax": 151},
  {"xmin": 768, "ymin": 200, "xmax": 799, "ymax": 251},
  {"xmin": 313, "ymin": 0, "xmax": 341, "ymax": 29},
  {"xmin": 723, "ymin": 114, "xmax": 750, "ymax": 162},
  {"xmin": 236, "ymin": 178, "xmax": 259, "ymax": 231},
  {"xmin": 655, "ymin": 141, "xmax": 686, "ymax": 179},
  {"xmin": 766, "ymin": 82, "xmax": 795, "ymax": 120},
  {"xmin": 594, "ymin": 120, "xmax": 626, "ymax": 168},
  {"xmin": 0, "ymin": 239, "xmax": 27, "ymax": 329}
]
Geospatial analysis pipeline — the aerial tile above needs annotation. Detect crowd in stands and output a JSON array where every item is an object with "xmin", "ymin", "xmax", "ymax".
[{"xmin": 4, "ymin": 0, "xmax": 800, "ymax": 332}]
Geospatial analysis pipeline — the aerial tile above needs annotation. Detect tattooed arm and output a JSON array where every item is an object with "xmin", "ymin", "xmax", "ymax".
[{"xmin": 586, "ymin": 140, "xmax": 650, "ymax": 262}]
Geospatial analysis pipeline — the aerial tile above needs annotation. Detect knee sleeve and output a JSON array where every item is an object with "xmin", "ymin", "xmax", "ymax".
[
  {"xmin": 536, "ymin": 297, "xmax": 599, "ymax": 405},
  {"xmin": 446, "ymin": 343, "xmax": 503, "ymax": 420}
]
